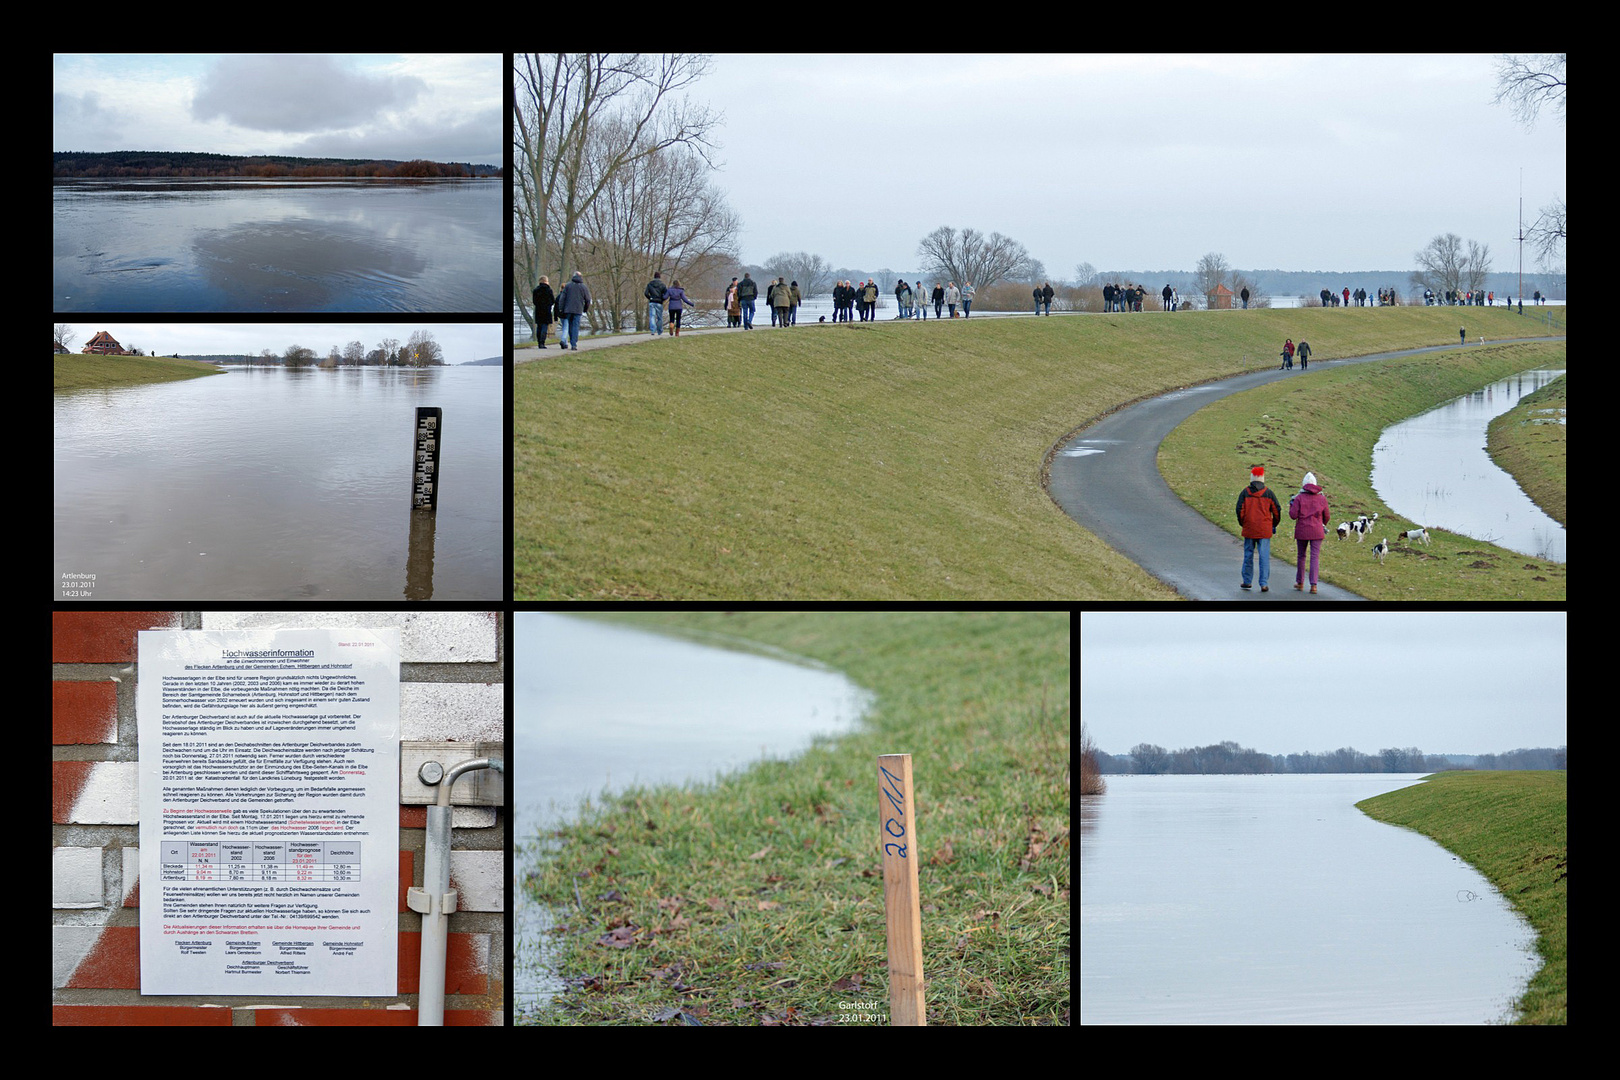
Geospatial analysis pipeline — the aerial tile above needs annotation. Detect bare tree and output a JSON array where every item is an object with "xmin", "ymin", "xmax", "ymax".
[
  {"xmin": 1493, "ymin": 53, "xmax": 1565, "ymax": 129},
  {"xmin": 1193, "ymin": 251, "xmax": 1232, "ymax": 305},
  {"xmin": 513, "ymin": 53, "xmax": 722, "ymax": 337},
  {"xmin": 1411, "ymin": 232, "xmax": 1493, "ymax": 298},
  {"xmin": 916, "ymin": 225, "xmax": 1038, "ymax": 290},
  {"xmin": 404, "ymin": 329, "xmax": 444, "ymax": 366},
  {"xmin": 763, "ymin": 251, "xmax": 835, "ymax": 300},
  {"xmin": 1080, "ymin": 721, "xmax": 1106, "ymax": 796},
  {"xmin": 1527, "ymin": 195, "xmax": 1566, "ymax": 270},
  {"xmin": 567, "ymin": 113, "xmax": 740, "ymax": 332}
]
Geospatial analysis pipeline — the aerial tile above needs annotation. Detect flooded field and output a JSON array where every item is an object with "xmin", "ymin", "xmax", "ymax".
[
  {"xmin": 1080, "ymin": 774, "xmax": 1538, "ymax": 1024},
  {"xmin": 1372, "ymin": 367, "xmax": 1565, "ymax": 563},
  {"xmin": 54, "ymin": 178, "xmax": 501, "ymax": 312}
]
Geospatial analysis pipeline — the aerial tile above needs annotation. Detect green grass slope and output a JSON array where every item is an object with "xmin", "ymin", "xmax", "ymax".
[{"xmin": 516, "ymin": 306, "xmax": 1558, "ymax": 599}]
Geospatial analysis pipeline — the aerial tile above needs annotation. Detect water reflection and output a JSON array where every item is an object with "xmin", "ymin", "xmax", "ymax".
[
  {"xmin": 1371, "ymin": 368, "xmax": 1565, "ymax": 562},
  {"xmin": 54, "ymin": 178, "xmax": 500, "ymax": 312}
]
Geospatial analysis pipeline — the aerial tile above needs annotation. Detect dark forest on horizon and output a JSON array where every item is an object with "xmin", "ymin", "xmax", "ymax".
[
  {"xmin": 53, "ymin": 150, "xmax": 501, "ymax": 179},
  {"xmin": 1092, "ymin": 739, "xmax": 1567, "ymax": 775}
]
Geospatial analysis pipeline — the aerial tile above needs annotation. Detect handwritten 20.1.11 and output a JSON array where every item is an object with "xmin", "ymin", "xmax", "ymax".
[{"xmin": 880, "ymin": 764, "xmax": 908, "ymax": 858}]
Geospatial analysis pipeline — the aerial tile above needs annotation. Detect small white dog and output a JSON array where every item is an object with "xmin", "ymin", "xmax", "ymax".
[
  {"xmin": 1399, "ymin": 526, "xmax": 1431, "ymax": 546},
  {"xmin": 1372, "ymin": 536, "xmax": 1391, "ymax": 564}
]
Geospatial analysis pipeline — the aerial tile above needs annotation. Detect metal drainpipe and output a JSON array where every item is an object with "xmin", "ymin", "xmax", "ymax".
[{"xmin": 410, "ymin": 756, "xmax": 503, "ymax": 1027}]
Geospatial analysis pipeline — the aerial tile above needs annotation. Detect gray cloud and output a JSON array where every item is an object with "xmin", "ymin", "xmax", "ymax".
[{"xmin": 191, "ymin": 54, "xmax": 425, "ymax": 133}]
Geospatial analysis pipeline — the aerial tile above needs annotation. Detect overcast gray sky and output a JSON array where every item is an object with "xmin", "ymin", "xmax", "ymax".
[
  {"xmin": 53, "ymin": 54, "xmax": 501, "ymax": 166},
  {"xmin": 694, "ymin": 53, "xmax": 1565, "ymax": 276},
  {"xmin": 60, "ymin": 323, "xmax": 503, "ymax": 365},
  {"xmin": 1081, "ymin": 613, "xmax": 1565, "ymax": 757}
]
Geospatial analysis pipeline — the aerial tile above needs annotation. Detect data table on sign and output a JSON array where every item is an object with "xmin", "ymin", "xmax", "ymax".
[{"xmin": 159, "ymin": 840, "xmax": 362, "ymax": 883}]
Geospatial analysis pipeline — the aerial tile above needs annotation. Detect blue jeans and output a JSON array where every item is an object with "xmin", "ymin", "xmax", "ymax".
[
  {"xmin": 1242, "ymin": 537, "xmax": 1271, "ymax": 589},
  {"xmin": 648, "ymin": 302, "xmax": 664, "ymax": 336},
  {"xmin": 558, "ymin": 313, "xmax": 581, "ymax": 349}
]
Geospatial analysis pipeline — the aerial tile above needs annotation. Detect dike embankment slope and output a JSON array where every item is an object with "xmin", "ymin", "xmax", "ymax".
[{"xmin": 1356, "ymin": 771, "xmax": 1566, "ymax": 1025}]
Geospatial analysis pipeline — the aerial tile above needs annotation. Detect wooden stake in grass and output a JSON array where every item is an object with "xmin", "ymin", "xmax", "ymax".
[{"xmin": 879, "ymin": 753, "xmax": 925, "ymax": 1026}]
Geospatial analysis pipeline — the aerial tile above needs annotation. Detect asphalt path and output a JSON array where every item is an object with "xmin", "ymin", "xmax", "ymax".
[{"xmin": 1046, "ymin": 338, "xmax": 1564, "ymax": 601}]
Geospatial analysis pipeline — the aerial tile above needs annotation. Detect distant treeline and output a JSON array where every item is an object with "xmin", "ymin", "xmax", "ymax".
[
  {"xmin": 1094, "ymin": 739, "xmax": 1567, "ymax": 775},
  {"xmin": 53, "ymin": 150, "xmax": 501, "ymax": 179}
]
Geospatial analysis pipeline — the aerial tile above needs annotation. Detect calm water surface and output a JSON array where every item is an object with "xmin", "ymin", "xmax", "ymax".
[
  {"xmin": 54, "ymin": 178, "xmax": 501, "ymax": 312},
  {"xmin": 54, "ymin": 366, "xmax": 502, "ymax": 600},
  {"xmin": 1080, "ymin": 774, "xmax": 1538, "ymax": 1024},
  {"xmin": 1372, "ymin": 367, "xmax": 1565, "ymax": 563},
  {"xmin": 513, "ymin": 613, "xmax": 873, "ymax": 1018}
]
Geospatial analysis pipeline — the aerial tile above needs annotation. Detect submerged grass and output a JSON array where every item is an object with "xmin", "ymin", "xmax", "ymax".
[
  {"xmin": 518, "ymin": 611, "xmax": 1070, "ymax": 1026},
  {"xmin": 1356, "ymin": 771, "xmax": 1566, "ymax": 1024}
]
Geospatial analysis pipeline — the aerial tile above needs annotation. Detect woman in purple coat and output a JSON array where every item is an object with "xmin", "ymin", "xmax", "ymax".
[
  {"xmin": 1288, "ymin": 470, "xmax": 1331, "ymax": 593},
  {"xmin": 665, "ymin": 279, "xmax": 690, "ymax": 337}
]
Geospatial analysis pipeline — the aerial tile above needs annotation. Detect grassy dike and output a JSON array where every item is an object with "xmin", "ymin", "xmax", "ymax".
[
  {"xmin": 1356, "ymin": 772, "xmax": 1566, "ymax": 1025},
  {"xmin": 1488, "ymin": 373, "xmax": 1566, "ymax": 525},
  {"xmin": 1159, "ymin": 340, "xmax": 1566, "ymax": 599},
  {"xmin": 54, "ymin": 352, "xmax": 226, "ymax": 391},
  {"xmin": 515, "ymin": 305, "xmax": 1554, "ymax": 599},
  {"xmin": 519, "ymin": 611, "xmax": 1071, "ymax": 1026}
]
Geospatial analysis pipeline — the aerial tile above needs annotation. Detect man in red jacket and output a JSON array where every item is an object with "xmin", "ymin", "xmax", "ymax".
[{"xmin": 1236, "ymin": 465, "xmax": 1282, "ymax": 593}]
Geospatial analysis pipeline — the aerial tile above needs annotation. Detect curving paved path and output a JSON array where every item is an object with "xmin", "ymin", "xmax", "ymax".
[{"xmin": 1046, "ymin": 338, "xmax": 1564, "ymax": 601}]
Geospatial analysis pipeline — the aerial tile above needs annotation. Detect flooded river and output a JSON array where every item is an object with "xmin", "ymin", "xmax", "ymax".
[
  {"xmin": 54, "ymin": 364, "xmax": 503, "ymax": 600},
  {"xmin": 1080, "ymin": 775, "xmax": 1538, "ymax": 1024},
  {"xmin": 54, "ymin": 178, "xmax": 501, "ymax": 312}
]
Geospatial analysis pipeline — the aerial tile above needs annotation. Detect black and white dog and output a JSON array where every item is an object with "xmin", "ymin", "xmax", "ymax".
[
  {"xmin": 1336, "ymin": 513, "xmax": 1378, "ymax": 542},
  {"xmin": 1398, "ymin": 526, "xmax": 1431, "ymax": 546},
  {"xmin": 1372, "ymin": 536, "xmax": 1391, "ymax": 564}
]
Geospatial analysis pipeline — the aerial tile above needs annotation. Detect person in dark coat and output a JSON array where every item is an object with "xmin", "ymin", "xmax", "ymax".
[
  {"xmin": 556, "ymin": 272, "xmax": 591, "ymax": 351},
  {"xmin": 532, "ymin": 276, "xmax": 557, "ymax": 349}
]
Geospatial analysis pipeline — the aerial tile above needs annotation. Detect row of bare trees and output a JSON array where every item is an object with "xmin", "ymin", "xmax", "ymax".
[{"xmin": 513, "ymin": 53, "xmax": 739, "ymax": 337}]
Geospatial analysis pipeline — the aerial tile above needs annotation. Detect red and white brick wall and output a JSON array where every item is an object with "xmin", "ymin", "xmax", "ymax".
[{"xmin": 52, "ymin": 611, "xmax": 506, "ymax": 1026}]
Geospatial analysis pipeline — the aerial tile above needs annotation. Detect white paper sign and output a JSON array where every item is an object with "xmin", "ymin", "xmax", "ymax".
[{"xmin": 138, "ymin": 628, "xmax": 400, "ymax": 996}]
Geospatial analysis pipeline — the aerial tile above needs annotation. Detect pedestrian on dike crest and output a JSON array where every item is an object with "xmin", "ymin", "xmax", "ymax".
[{"xmin": 1237, "ymin": 464, "xmax": 1282, "ymax": 592}]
